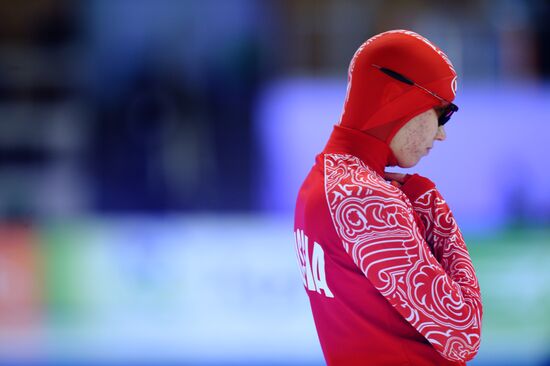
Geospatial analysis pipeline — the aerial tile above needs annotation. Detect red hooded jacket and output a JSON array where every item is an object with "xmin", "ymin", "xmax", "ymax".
[{"xmin": 294, "ymin": 30, "xmax": 483, "ymax": 365}]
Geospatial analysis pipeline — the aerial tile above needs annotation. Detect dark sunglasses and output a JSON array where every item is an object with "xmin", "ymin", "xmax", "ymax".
[{"xmin": 372, "ymin": 64, "xmax": 459, "ymax": 126}]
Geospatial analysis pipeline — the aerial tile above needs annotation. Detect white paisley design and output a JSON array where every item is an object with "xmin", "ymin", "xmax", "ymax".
[{"xmin": 324, "ymin": 153, "xmax": 482, "ymax": 362}]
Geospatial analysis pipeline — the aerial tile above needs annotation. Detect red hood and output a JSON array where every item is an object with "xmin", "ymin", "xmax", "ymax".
[{"xmin": 326, "ymin": 30, "xmax": 458, "ymax": 170}]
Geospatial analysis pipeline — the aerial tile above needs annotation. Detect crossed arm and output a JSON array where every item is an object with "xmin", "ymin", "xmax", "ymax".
[{"xmin": 325, "ymin": 155, "xmax": 483, "ymax": 362}]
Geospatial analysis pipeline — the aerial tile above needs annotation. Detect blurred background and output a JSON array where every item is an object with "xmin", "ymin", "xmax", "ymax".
[{"xmin": 0, "ymin": 0, "xmax": 549, "ymax": 365}]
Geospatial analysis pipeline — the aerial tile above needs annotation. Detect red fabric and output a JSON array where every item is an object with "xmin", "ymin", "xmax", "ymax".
[
  {"xmin": 401, "ymin": 174, "xmax": 437, "ymax": 202},
  {"xmin": 294, "ymin": 31, "xmax": 482, "ymax": 365},
  {"xmin": 339, "ymin": 30, "xmax": 458, "ymax": 144}
]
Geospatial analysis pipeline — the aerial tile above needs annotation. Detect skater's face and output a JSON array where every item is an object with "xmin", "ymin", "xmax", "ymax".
[{"xmin": 390, "ymin": 107, "xmax": 447, "ymax": 168}]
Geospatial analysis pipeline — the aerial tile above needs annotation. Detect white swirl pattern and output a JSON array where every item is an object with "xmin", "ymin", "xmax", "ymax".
[{"xmin": 324, "ymin": 153, "xmax": 482, "ymax": 362}]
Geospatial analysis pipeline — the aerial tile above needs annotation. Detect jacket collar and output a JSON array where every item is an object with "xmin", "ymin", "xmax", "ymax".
[{"xmin": 322, "ymin": 125, "xmax": 397, "ymax": 177}]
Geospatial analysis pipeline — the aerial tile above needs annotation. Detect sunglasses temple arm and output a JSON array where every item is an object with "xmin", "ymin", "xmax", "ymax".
[
  {"xmin": 372, "ymin": 64, "xmax": 414, "ymax": 85},
  {"xmin": 372, "ymin": 64, "xmax": 454, "ymax": 106},
  {"xmin": 411, "ymin": 82, "xmax": 450, "ymax": 104}
]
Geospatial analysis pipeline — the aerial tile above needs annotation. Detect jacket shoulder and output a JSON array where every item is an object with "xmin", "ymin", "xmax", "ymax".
[{"xmin": 323, "ymin": 153, "xmax": 401, "ymax": 200}]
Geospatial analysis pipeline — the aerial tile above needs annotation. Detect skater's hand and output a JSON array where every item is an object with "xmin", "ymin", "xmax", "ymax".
[
  {"xmin": 384, "ymin": 172, "xmax": 409, "ymax": 188},
  {"xmin": 386, "ymin": 173, "xmax": 436, "ymax": 202}
]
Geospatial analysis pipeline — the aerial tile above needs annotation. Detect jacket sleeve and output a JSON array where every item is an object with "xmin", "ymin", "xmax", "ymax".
[
  {"xmin": 324, "ymin": 155, "xmax": 483, "ymax": 362},
  {"xmin": 401, "ymin": 174, "xmax": 480, "ymax": 268}
]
